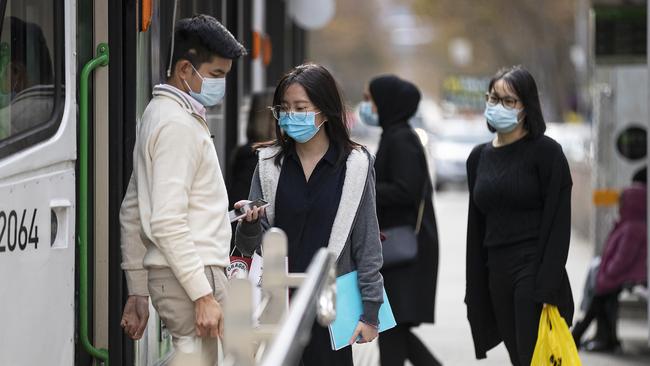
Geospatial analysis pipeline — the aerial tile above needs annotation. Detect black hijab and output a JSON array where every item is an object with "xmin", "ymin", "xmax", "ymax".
[{"xmin": 368, "ymin": 75, "xmax": 421, "ymax": 129}]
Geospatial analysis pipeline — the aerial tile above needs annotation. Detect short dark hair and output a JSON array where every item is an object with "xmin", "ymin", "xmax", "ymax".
[
  {"xmin": 262, "ymin": 63, "xmax": 360, "ymax": 165},
  {"xmin": 487, "ymin": 66, "xmax": 546, "ymax": 139},
  {"xmin": 168, "ymin": 15, "xmax": 246, "ymax": 73}
]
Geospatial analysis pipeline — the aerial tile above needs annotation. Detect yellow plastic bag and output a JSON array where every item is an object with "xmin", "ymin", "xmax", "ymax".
[{"xmin": 531, "ymin": 305, "xmax": 582, "ymax": 366}]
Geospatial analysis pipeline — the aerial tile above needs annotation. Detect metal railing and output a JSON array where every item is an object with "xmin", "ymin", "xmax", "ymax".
[{"xmin": 223, "ymin": 228, "xmax": 337, "ymax": 366}]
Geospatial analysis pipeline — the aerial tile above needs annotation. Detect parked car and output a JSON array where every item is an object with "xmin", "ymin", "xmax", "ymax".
[{"xmin": 430, "ymin": 120, "xmax": 494, "ymax": 190}]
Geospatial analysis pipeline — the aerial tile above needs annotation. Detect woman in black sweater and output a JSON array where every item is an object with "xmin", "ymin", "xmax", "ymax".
[{"xmin": 465, "ymin": 66, "xmax": 574, "ymax": 366}]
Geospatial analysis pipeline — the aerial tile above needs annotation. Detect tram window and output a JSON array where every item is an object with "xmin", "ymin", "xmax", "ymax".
[{"xmin": 0, "ymin": 0, "xmax": 64, "ymax": 157}]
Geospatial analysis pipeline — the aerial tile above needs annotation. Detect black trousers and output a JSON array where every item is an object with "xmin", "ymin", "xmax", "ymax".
[
  {"xmin": 487, "ymin": 243, "xmax": 542, "ymax": 366},
  {"xmin": 300, "ymin": 321, "xmax": 353, "ymax": 366},
  {"xmin": 378, "ymin": 324, "xmax": 442, "ymax": 366}
]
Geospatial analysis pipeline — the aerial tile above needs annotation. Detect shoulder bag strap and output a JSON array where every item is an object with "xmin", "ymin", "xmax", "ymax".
[{"xmin": 411, "ymin": 128, "xmax": 429, "ymax": 235}]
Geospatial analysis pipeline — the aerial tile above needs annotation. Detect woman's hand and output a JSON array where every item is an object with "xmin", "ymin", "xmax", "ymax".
[
  {"xmin": 234, "ymin": 200, "xmax": 266, "ymax": 223},
  {"xmin": 349, "ymin": 321, "xmax": 379, "ymax": 345}
]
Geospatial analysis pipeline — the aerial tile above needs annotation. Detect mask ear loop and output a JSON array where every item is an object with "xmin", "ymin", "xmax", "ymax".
[
  {"xmin": 517, "ymin": 108, "xmax": 526, "ymax": 124},
  {"xmin": 316, "ymin": 111, "xmax": 327, "ymax": 128},
  {"xmin": 166, "ymin": 0, "xmax": 179, "ymax": 79}
]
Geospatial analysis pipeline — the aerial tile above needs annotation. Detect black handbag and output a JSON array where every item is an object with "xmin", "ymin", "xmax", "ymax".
[
  {"xmin": 381, "ymin": 188, "xmax": 426, "ymax": 268},
  {"xmin": 380, "ymin": 129, "xmax": 430, "ymax": 268}
]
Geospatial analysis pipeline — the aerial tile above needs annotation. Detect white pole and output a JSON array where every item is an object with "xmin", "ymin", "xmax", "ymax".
[
  {"xmin": 252, "ymin": 0, "xmax": 266, "ymax": 92},
  {"xmin": 646, "ymin": 1, "xmax": 650, "ymax": 347}
]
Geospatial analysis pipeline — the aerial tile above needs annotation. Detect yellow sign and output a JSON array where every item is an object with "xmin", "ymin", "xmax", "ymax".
[{"xmin": 593, "ymin": 189, "xmax": 620, "ymax": 206}]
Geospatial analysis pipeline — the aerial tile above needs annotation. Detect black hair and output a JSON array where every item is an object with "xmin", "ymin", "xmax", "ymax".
[
  {"xmin": 260, "ymin": 63, "xmax": 360, "ymax": 165},
  {"xmin": 487, "ymin": 66, "xmax": 546, "ymax": 139},
  {"xmin": 633, "ymin": 166, "xmax": 647, "ymax": 184},
  {"xmin": 246, "ymin": 88, "xmax": 275, "ymax": 142},
  {"xmin": 167, "ymin": 15, "xmax": 246, "ymax": 74}
]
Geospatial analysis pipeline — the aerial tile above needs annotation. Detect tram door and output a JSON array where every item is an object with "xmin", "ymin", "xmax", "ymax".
[
  {"xmin": 0, "ymin": 0, "xmax": 74, "ymax": 365},
  {"xmin": 131, "ymin": 3, "xmax": 174, "ymax": 364}
]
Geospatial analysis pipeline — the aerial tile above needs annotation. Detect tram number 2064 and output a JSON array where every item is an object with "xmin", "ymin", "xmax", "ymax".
[{"xmin": 0, "ymin": 209, "xmax": 39, "ymax": 253}]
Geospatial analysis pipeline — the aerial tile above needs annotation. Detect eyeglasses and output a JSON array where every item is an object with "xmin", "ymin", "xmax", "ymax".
[
  {"xmin": 268, "ymin": 105, "xmax": 322, "ymax": 122},
  {"xmin": 485, "ymin": 93, "xmax": 520, "ymax": 110}
]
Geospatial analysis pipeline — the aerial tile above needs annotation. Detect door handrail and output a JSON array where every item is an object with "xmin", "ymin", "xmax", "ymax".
[{"xmin": 78, "ymin": 43, "xmax": 109, "ymax": 365}]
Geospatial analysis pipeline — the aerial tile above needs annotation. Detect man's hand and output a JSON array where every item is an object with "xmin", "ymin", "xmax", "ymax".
[
  {"xmin": 194, "ymin": 294, "xmax": 224, "ymax": 338},
  {"xmin": 120, "ymin": 295, "xmax": 149, "ymax": 340},
  {"xmin": 349, "ymin": 321, "xmax": 379, "ymax": 345}
]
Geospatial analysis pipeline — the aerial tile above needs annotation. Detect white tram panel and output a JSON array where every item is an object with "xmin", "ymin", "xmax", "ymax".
[
  {"xmin": 0, "ymin": 171, "xmax": 75, "ymax": 366},
  {"xmin": 0, "ymin": 0, "xmax": 77, "ymax": 364}
]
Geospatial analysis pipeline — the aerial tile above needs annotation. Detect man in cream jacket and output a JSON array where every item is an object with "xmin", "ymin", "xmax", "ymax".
[{"xmin": 119, "ymin": 15, "xmax": 246, "ymax": 365}]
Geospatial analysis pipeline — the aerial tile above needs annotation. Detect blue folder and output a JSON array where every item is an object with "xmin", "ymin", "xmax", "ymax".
[{"xmin": 328, "ymin": 271, "xmax": 397, "ymax": 350}]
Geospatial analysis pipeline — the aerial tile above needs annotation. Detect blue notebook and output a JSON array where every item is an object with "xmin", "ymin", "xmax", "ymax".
[{"xmin": 328, "ymin": 271, "xmax": 397, "ymax": 350}]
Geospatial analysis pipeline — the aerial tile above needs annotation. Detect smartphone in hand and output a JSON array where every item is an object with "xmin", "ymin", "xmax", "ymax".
[{"xmin": 228, "ymin": 199, "xmax": 269, "ymax": 222}]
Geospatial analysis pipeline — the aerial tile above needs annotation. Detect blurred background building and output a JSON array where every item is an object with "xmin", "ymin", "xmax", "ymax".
[{"xmin": 308, "ymin": 0, "xmax": 581, "ymax": 121}]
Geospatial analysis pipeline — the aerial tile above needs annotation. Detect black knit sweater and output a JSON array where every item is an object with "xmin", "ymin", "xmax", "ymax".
[{"xmin": 473, "ymin": 137, "xmax": 544, "ymax": 247}]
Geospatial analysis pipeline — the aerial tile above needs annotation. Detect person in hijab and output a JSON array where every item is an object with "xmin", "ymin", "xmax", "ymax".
[{"xmin": 359, "ymin": 75, "xmax": 441, "ymax": 366}]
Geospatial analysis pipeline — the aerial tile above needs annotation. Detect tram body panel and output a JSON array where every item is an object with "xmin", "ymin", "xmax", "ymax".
[
  {"xmin": 0, "ymin": 0, "xmax": 76, "ymax": 364},
  {"xmin": 0, "ymin": 171, "xmax": 76, "ymax": 366}
]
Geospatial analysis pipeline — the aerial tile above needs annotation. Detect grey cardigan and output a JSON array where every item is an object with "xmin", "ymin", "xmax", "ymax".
[{"xmin": 235, "ymin": 146, "xmax": 384, "ymax": 324}]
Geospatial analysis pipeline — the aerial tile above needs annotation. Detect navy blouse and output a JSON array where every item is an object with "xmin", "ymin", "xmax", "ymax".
[{"xmin": 275, "ymin": 143, "xmax": 347, "ymax": 273}]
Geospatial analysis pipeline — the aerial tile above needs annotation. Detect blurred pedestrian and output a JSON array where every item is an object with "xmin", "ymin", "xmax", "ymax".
[
  {"xmin": 235, "ymin": 63, "xmax": 384, "ymax": 366},
  {"xmin": 227, "ymin": 89, "xmax": 275, "ymax": 207},
  {"xmin": 119, "ymin": 15, "xmax": 246, "ymax": 366},
  {"xmin": 465, "ymin": 66, "xmax": 574, "ymax": 366},
  {"xmin": 360, "ymin": 75, "xmax": 441, "ymax": 366},
  {"xmin": 572, "ymin": 170, "xmax": 647, "ymax": 352}
]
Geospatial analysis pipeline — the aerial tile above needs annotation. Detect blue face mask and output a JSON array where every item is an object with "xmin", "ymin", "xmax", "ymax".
[
  {"xmin": 358, "ymin": 101, "xmax": 379, "ymax": 126},
  {"xmin": 278, "ymin": 111, "xmax": 324, "ymax": 143},
  {"xmin": 184, "ymin": 65, "xmax": 226, "ymax": 107},
  {"xmin": 484, "ymin": 103, "xmax": 522, "ymax": 133}
]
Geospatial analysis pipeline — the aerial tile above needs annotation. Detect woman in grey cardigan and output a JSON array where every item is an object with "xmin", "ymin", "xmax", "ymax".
[{"xmin": 234, "ymin": 63, "xmax": 384, "ymax": 366}]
